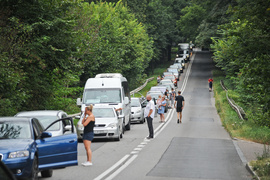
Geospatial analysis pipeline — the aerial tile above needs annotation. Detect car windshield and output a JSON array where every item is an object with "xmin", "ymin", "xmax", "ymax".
[
  {"xmin": 32, "ymin": 116, "xmax": 60, "ymax": 131},
  {"xmin": 93, "ymin": 108, "xmax": 115, "ymax": 118},
  {"xmin": 83, "ymin": 89, "xmax": 121, "ymax": 104},
  {"xmin": 131, "ymin": 99, "xmax": 141, "ymax": 107},
  {"xmin": 163, "ymin": 72, "xmax": 173, "ymax": 76},
  {"xmin": 168, "ymin": 69, "xmax": 178, "ymax": 73},
  {"xmin": 0, "ymin": 121, "xmax": 31, "ymax": 139},
  {"xmin": 164, "ymin": 76, "xmax": 174, "ymax": 79}
]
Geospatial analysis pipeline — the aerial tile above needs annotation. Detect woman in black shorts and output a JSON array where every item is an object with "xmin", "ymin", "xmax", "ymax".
[{"xmin": 82, "ymin": 104, "xmax": 95, "ymax": 166}]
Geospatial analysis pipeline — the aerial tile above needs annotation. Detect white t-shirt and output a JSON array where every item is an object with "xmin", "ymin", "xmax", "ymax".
[{"xmin": 144, "ymin": 100, "xmax": 155, "ymax": 119}]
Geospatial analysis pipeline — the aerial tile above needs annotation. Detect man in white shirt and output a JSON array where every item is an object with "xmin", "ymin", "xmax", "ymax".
[{"xmin": 144, "ymin": 95, "xmax": 155, "ymax": 139}]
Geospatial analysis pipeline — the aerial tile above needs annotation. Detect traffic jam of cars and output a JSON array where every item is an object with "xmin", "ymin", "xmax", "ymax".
[{"xmin": 0, "ymin": 43, "xmax": 192, "ymax": 180}]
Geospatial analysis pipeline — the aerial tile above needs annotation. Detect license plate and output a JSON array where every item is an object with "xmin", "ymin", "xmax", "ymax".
[{"xmin": 94, "ymin": 130, "xmax": 105, "ymax": 134}]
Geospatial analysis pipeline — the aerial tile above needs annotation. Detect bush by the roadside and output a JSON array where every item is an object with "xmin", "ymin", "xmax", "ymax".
[{"xmin": 250, "ymin": 145, "xmax": 270, "ymax": 180}]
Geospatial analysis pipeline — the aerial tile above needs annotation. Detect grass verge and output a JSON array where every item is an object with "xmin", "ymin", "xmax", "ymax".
[
  {"xmin": 213, "ymin": 69, "xmax": 270, "ymax": 179},
  {"xmin": 250, "ymin": 145, "xmax": 270, "ymax": 180},
  {"xmin": 213, "ymin": 69, "xmax": 270, "ymax": 144}
]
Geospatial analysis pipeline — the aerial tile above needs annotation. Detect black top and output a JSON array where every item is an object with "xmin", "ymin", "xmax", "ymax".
[
  {"xmin": 83, "ymin": 120, "xmax": 95, "ymax": 133},
  {"xmin": 175, "ymin": 95, "xmax": 185, "ymax": 107}
]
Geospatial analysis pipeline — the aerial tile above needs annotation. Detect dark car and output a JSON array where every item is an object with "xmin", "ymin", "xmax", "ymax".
[{"xmin": 0, "ymin": 117, "xmax": 78, "ymax": 179}]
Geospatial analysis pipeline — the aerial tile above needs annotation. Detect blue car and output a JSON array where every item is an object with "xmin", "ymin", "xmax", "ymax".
[{"xmin": 0, "ymin": 117, "xmax": 78, "ymax": 179}]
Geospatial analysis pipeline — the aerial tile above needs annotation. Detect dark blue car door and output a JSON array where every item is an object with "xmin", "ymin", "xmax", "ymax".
[{"xmin": 34, "ymin": 118, "xmax": 78, "ymax": 170}]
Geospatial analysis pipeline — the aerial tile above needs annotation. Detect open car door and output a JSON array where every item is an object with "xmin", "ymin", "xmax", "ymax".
[{"xmin": 35, "ymin": 117, "xmax": 78, "ymax": 170}]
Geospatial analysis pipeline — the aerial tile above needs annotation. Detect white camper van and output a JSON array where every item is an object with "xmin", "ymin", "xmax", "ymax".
[{"xmin": 76, "ymin": 73, "xmax": 131, "ymax": 139}]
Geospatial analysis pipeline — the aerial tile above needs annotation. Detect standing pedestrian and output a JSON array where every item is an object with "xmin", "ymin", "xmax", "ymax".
[
  {"xmin": 170, "ymin": 88, "xmax": 176, "ymax": 108},
  {"xmin": 144, "ymin": 95, "xmax": 155, "ymax": 139},
  {"xmin": 158, "ymin": 96, "xmax": 166, "ymax": 123},
  {"xmin": 82, "ymin": 104, "xmax": 95, "ymax": 166},
  {"xmin": 174, "ymin": 91, "xmax": 185, "ymax": 124},
  {"xmin": 208, "ymin": 77, "xmax": 213, "ymax": 92},
  {"xmin": 157, "ymin": 76, "xmax": 161, "ymax": 83}
]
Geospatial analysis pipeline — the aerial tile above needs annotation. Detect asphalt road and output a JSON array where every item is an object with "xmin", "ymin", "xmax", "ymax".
[{"xmin": 42, "ymin": 50, "xmax": 252, "ymax": 180}]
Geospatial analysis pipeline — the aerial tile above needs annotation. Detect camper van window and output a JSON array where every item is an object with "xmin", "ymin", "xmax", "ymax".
[{"xmin": 83, "ymin": 89, "xmax": 121, "ymax": 104}]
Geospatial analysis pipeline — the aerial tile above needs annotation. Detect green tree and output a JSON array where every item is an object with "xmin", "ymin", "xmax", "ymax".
[{"xmin": 76, "ymin": 1, "xmax": 154, "ymax": 89}]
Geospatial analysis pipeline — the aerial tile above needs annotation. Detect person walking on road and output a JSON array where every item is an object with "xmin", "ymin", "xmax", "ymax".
[
  {"xmin": 82, "ymin": 104, "xmax": 95, "ymax": 166},
  {"xmin": 144, "ymin": 95, "xmax": 155, "ymax": 139},
  {"xmin": 158, "ymin": 96, "xmax": 166, "ymax": 123},
  {"xmin": 208, "ymin": 77, "xmax": 213, "ymax": 92},
  {"xmin": 174, "ymin": 91, "xmax": 185, "ymax": 124}
]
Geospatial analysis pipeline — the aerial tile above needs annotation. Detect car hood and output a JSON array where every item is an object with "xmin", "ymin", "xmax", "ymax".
[
  {"xmin": 95, "ymin": 118, "xmax": 118, "ymax": 125},
  {"xmin": 0, "ymin": 139, "xmax": 33, "ymax": 152},
  {"xmin": 131, "ymin": 107, "xmax": 141, "ymax": 112}
]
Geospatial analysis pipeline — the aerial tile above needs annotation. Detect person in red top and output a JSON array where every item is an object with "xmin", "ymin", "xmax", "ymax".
[{"xmin": 208, "ymin": 77, "xmax": 213, "ymax": 92}]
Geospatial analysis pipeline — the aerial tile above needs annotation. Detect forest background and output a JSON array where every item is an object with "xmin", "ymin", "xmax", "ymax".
[{"xmin": 0, "ymin": 0, "xmax": 269, "ymax": 129}]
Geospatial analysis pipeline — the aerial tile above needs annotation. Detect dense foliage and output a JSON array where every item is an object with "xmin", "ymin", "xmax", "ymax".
[
  {"xmin": 1, "ymin": 0, "xmax": 269, "ymax": 129},
  {"xmin": 211, "ymin": 0, "xmax": 270, "ymax": 127},
  {"xmin": 0, "ymin": 0, "xmax": 153, "ymax": 115}
]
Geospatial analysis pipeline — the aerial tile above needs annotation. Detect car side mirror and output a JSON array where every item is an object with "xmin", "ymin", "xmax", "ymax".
[
  {"xmin": 118, "ymin": 114, "xmax": 124, "ymax": 119},
  {"xmin": 77, "ymin": 98, "xmax": 82, "ymax": 106},
  {"xmin": 64, "ymin": 125, "xmax": 72, "ymax": 132},
  {"xmin": 41, "ymin": 132, "xmax": 52, "ymax": 138}
]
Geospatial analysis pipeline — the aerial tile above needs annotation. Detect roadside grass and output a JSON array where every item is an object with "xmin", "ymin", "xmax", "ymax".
[
  {"xmin": 250, "ymin": 145, "xmax": 270, "ymax": 180},
  {"xmin": 213, "ymin": 69, "xmax": 270, "ymax": 179},
  {"xmin": 213, "ymin": 69, "xmax": 270, "ymax": 144}
]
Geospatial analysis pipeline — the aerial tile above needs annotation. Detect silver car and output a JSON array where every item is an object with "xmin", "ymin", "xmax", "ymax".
[
  {"xmin": 77, "ymin": 105, "xmax": 124, "ymax": 141},
  {"xmin": 15, "ymin": 110, "xmax": 73, "ymax": 137},
  {"xmin": 131, "ymin": 98, "xmax": 145, "ymax": 124}
]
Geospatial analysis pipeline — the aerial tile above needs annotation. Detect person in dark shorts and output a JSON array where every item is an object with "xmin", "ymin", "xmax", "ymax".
[
  {"xmin": 174, "ymin": 90, "xmax": 185, "ymax": 123},
  {"xmin": 82, "ymin": 104, "xmax": 95, "ymax": 166}
]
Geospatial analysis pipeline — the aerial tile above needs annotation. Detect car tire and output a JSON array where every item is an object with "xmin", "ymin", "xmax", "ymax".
[
  {"xmin": 122, "ymin": 121, "xmax": 125, "ymax": 134},
  {"xmin": 119, "ymin": 125, "xmax": 123, "ymax": 139},
  {"xmin": 114, "ymin": 127, "xmax": 121, "ymax": 141},
  {"xmin": 125, "ymin": 119, "xmax": 131, "ymax": 130},
  {"xmin": 30, "ymin": 156, "xmax": 38, "ymax": 180},
  {"xmin": 41, "ymin": 169, "xmax": 53, "ymax": 177}
]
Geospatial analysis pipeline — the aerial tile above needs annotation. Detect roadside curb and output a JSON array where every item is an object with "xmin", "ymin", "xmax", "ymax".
[{"xmin": 246, "ymin": 163, "xmax": 260, "ymax": 180}]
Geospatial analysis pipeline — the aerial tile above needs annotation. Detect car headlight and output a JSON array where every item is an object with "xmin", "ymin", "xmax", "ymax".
[
  {"xmin": 77, "ymin": 123, "xmax": 84, "ymax": 129},
  {"xmin": 136, "ymin": 109, "xmax": 141, "ymax": 113},
  {"xmin": 108, "ymin": 123, "xmax": 117, "ymax": 128},
  {"xmin": 9, "ymin": 151, "xmax": 29, "ymax": 158}
]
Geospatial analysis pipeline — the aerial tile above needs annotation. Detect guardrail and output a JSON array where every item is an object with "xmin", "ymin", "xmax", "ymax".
[
  {"xmin": 130, "ymin": 77, "xmax": 155, "ymax": 96},
  {"xmin": 68, "ymin": 77, "xmax": 155, "ymax": 118},
  {"xmin": 220, "ymin": 80, "xmax": 247, "ymax": 120}
]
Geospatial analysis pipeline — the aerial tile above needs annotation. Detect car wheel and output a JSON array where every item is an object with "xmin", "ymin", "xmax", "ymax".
[
  {"xmin": 114, "ymin": 128, "xmax": 121, "ymax": 141},
  {"xmin": 119, "ymin": 125, "xmax": 123, "ymax": 138},
  {"xmin": 30, "ymin": 156, "xmax": 38, "ymax": 180},
  {"xmin": 122, "ymin": 121, "xmax": 125, "ymax": 134},
  {"xmin": 41, "ymin": 169, "xmax": 53, "ymax": 177},
  {"xmin": 125, "ymin": 119, "xmax": 131, "ymax": 131}
]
